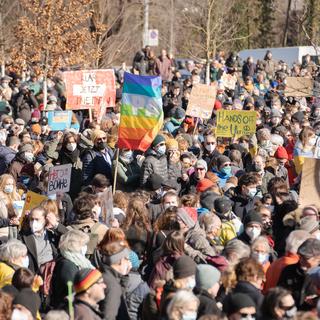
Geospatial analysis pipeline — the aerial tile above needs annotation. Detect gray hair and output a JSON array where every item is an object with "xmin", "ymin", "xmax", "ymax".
[
  {"xmin": 286, "ymin": 230, "xmax": 311, "ymax": 254},
  {"xmin": 167, "ymin": 290, "xmax": 199, "ymax": 319},
  {"xmin": 0, "ymin": 239, "xmax": 27, "ymax": 262},
  {"xmin": 199, "ymin": 214, "xmax": 221, "ymax": 233},
  {"xmin": 251, "ymin": 236, "xmax": 271, "ymax": 253},
  {"xmin": 223, "ymin": 239, "xmax": 250, "ymax": 262},
  {"xmin": 59, "ymin": 230, "xmax": 89, "ymax": 253},
  {"xmin": 44, "ymin": 310, "xmax": 69, "ymax": 320}
]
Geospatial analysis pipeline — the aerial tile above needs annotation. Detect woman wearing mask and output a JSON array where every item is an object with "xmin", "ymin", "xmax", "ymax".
[
  {"xmin": 293, "ymin": 126, "xmax": 316, "ymax": 174},
  {"xmin": 213, "ymin": 155, "xmax": 233, "ymax": 188},
  {"xmin": 238, "ymin": 211, "xmax": 263, "ymax": 246},
  {"xmin": 260, "ymin": 287, "xmax": 296, "ymax": 320},
  {"xmin": 0, "ymin": 174, "xmax": 21, "ymax": 240},
  {"xmin": 112, "ymin": 148, "xmax": 141, "ymax": 192},
  {"xmin": 57, "ymin": 132, "xmax": 82, "ymax": 200},
  {"xmin": 50, "ymin": 230, "xmax": 92, "ymax": 308},
  {"xmin": 251, "ymin": 236, "xmax": 272, "ymax": 274}
]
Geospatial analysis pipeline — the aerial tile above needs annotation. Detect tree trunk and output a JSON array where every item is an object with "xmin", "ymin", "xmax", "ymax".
[{"xmin": 282, "ymin": 0, "xmax": 292, "ymax": 46}]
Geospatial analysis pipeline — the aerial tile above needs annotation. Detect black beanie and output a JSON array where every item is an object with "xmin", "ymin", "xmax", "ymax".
[
  {"xmin": 223, "ymin": 293, "xmax": 256, "ymax": 315},
  {"xmin": 243, "ymin": 210, "xmax": 263, "ymax": 227},
  {"xmin": 173, "ymin": 255, "xmax": 197, "ymax": 279},
  {"xmin": 147, "ymin": 173, "xmax": 164, "ymax": 191},
  {"xmin": 13, "ymin": 288, "xmax": 41, "ymax": 318}
]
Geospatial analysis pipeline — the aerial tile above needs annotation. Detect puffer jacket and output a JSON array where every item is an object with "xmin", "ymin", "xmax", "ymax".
[
  {"xmin": 185, "ymin": 223, "xmax": 216, "ymax": 263},
  {"xmin": 140, "ymin": 149, "xmax": 168, "ymax": 187}
]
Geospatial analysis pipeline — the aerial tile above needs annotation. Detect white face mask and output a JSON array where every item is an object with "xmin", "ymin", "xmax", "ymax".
[
  {"xmin": 80, "ymin": 245, "xmax": 87, "ymax": 256},
  {"xmin": 30, "ymin": 220, "xmax": 45, "ymax": 234},
  {"xmin": 11, "ymin": 309, "xmax": 29, "ymax": 320},
  {"xmin": 31, "ymin": 117, "xmax": 38, "ymax": 123},
  {"xmin": 182, "ymin": 312, "xmax": 197, "ymax": 320},
  {"xmin": 186, "ymin": 277, "xmax": 196, "ymax": 290},
  {"xmin": 309, "ymin": 137, "xmax": 317, "ymax": 146},
  {"xmin": 22, "ymin": 255, "xmax": 29, "ymax": 268},
  {"xmin": 253, "ymin": 252, "xmax": 269, "ymax": 265},
  {"xmin": 4, "ymin": 184, "xmax": 13, "ymax": 194},
  {"xmin": 93, "ymin": 205, "xmax": 102, "ymax": 218},
  {"xmin": 24, "ymin": 152, "xmax": 34, "ymax": 163},
  {"xmin": 205, "ymin": 143, "xmax": 216, "ymax": 153},
  {"xmin": 246, "ymin": 227, "xmax": 261, "ymax": 240},
  {"xmin": 66, "ymin": 143, "xmax": 77, "ymax": 152}
]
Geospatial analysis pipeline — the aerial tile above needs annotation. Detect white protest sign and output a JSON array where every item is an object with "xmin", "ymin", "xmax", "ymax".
[{"xmin": 47, "ymin": 164, "xmax": 72, "ymax": 195}]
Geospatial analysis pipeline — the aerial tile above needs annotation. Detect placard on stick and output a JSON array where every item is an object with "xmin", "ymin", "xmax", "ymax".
[
  {"xmin": 186, "ymin": 84, "xmax": 216, "ymax": 119},
  {"xmin": 299, "ymin": 158, "xmax": 320, "ymax": 208},
  {"xmin": 47, "ymin": 164, "xmax": 72, "ymax": 195},
  {"xmin": 48, "ymin": 111, "xmax": 72, "ymax": 131},
  {"xmin": 216, "ymin": 110, "xmax": 256, "ymax": 137},
  {"xmin": 284, "ymin": 77, "xmax": 314, "ymax": 97}
]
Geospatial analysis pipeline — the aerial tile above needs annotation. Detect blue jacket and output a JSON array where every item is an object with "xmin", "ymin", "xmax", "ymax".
[{"xmin": 0, "ymin": 145, "xmax": 16, "ymax": 175}]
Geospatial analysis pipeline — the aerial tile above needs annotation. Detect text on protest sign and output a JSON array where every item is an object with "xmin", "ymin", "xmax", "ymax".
[
  {"xmin": 47, "ymin": 164, "xmax": 72, "ymax": 195},
  {"xmin": 48, "ymin": 111, "xmax": 72, "ymax": 131},
  {"xmin": 63, "ymin": 69, "xmax": 116, "ymax": 111},
  {"xmin": 216, "ymin": 110, "xmax": 256, "ymax": 137},
  {"xmin": 186, "ymin": 84, "xmax": 216, "ymax": 119}
]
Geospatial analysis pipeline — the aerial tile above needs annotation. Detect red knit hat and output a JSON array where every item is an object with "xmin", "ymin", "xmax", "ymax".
[
  {"xmin": 274, "ymin": 146, "xmax": 288, "ymax": 160},
  {"xmin": 214, "ymin": 100, "xmax": 222, "ymax": 110},
  {"xmin": 196, "ymin": 178, "xmax": 214, "ymax": 193}
]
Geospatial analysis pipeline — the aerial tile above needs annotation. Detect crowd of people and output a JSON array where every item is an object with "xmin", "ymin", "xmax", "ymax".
[{"xmin": 0, "ymin": 46, "xmax": 319, "ymax": 320}]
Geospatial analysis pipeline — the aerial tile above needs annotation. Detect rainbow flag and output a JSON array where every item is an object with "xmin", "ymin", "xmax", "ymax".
[{"xmin": 118, "ymin": 72, "xmax": 163, "ymax": 151}]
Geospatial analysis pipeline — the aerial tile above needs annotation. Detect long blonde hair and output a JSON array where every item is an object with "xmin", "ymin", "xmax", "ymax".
[{"xmin": 0, "ymin": 174, "xmax": 20, "ymax": 202}]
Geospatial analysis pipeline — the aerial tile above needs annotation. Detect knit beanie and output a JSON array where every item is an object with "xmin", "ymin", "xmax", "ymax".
[
  {"xmin": 196, "ymin": 178, "xmax": 214, "ymax": 193},
  {"xmin": 196, "ymin": 264, "xmax": 221, "ymax": 290},
  {"xmin": 176, "ymin": 207, "xmax": 196, "ymax": 228},
  {"xmin": 243, "ymin": 210, "xmax": 263, "ymax": 227},
  {"xmin": 223, "ymin": 293, "xmax": 256, "ymax": 316},
  {"xmin": 74, "ymin": 268, "xmax": 102, "ymax": 295},
  {"xmin": 173, "ymin": 255, "xmax": 197, "ymax": 279},
  {"xmin": 147, "ymin": 173, "xmax": 164, "ymax": 191},
  {"xmin": 274, "ymin": 146, "xmax": 288, "ymax": 160},
  {"xmin": 129, "ymin": 250, "xmax": 140, "ymax": 271},
  {"xmin": 31, "ymin": 109, "xmax": 41, "ymax": 120},
  {"xmin": 216, "ymin": 155, "xmax": 231, "ymax": 169},
  {"xmin": 166, "ymin": 138, "xmax": 179, "ymax": 151},
  {"xmin": 151, "ymin": 134, "xmax": 165, "ymax": 148},
  {"xmin": 195, "ymin": 159, "xmax": 208, "ymax": 172},
  {"xmin": 31, "ymin": 124, "xmax": 41, "ymax": 135},
  {"xmin": 13, "ymin": 288, "xmax": 41, "ymax": 319}
]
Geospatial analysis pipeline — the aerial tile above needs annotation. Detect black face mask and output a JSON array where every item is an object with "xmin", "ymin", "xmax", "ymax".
[{"xmin": 96, "ymin": 141, "xmax": 107, "ymax": 150}]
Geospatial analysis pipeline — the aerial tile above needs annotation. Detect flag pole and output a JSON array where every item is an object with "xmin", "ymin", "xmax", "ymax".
[
  {"xmin": 193, "ymin": 117, "xmax": 199, "ymax": 135},
  {"xmin": 89, "ymin": 107, "xmax": 93, "ymax": 123},
  {"xmin": 113, "ymin": 148, "xmax": 120, "ymax": 195}
]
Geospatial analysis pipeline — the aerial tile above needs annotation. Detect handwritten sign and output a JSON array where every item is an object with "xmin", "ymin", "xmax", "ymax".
[
  {"xmin": 47, "ymin": 164, "xmax": 72, "ymax": 195},
  {"xmin": 48, "ymin": 111, "xmax": 72, "ymax": 131},
  {"xmin": 284, "ymin": 77, "xmax": 314, "ymax": 97},
  {"xmin": 299, "ymin": 158, "xmax": 320, "ymax": 208},
  {"xmin": 221, "ymin": 73, "xmax": 237, "ymax": 90},
  {"xmin": 186, "ymin": 84, "xmax": 216, "ymax": 119},
  {"xmin": 63, "ymin": 69, "xmax": 116, "ymax": 112},
  {"xmin": 216, "ymin": 110, "xmax": 256, "ymax": 137}
]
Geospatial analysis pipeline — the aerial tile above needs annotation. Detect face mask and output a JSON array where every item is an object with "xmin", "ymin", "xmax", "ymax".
[
  {"xmin": 30, "ymin": 220, "xmax": 45, "ymax": 234},
  {"xmin": 11, "ymin": 309, "xmax": 29, "ymax": 320},
  {"xmin": 93, "ymin": 206, "xmax": 102, "ymax": 218},
  {"xmin": 4, "ymin": 185, "xmax": 13, "ymax": 194},
  {"xmin": 182, "ymin": 312, "xmax": 197, "ymax": 320},
  {"xmin": 22, "ymin": 256, "xmax": 29, "ymax": 268},
  {"xmin": 186, "ymin": 277, "xmax": 196, "ymax": 290},
  {"xmin": 309, "ymin": 137, "xmax": 317, "ymax": 146},
  {"xmin": 48, "ymin": 193, "xmax": 57, "ymax": 200},
  {"xmin": 240, "ymin": 315, "xmax": 255, "ymax": 320},
  {"xmin": 205, "ymin": 144, "xmax": 215, "ymax": 153},
  {"xmin": 21, "ymin": 176, "xmax": 30, "ymax": 186},
  {"xmin": 253, "ymin": 252, "xmax": 269, "ymax": 265},
  {"xmin": 24, "ymin": 152, "xmax": 34, "ymax": 163},
  {"xmin": 278, "ymin": 162, "xmax": 285, "ymax": 168},
  {"xmin": 284, "ymin": 306, "xmax": 297, "ymax": 319},
  {"xmin": 3, "ymin": 123, "xmax": 10, "ymax": 129},
  {"xmin": 31, "ymin": 117, "xmax": 38, "ymax": 123},
  {"xmin": 121, "ymin": 151, "xmax": 133, "ymax": 163},
  {"xmin": 2, "ymin": 83, "xmax": 8, "ymax": 89},
  {"xmin": 96, "ymin": 141, "xmax": 107, "ymax": 150},
  {"xmin": 66, "ymin": 143, "xmax": 77, "ymax": 152},
  {"xmin": 247, "ymin": 188, "xmax": 257, "ymax": 199},
  {"xmin": 31, "ymin": 133, "xmax": 40, "ymax": 140},
  {"xmin": 156, "ymin": 145, "xmax": 166, "ymax": 156},
  {"xmin": 246, "ymin": 227, "xmax": 261, "ymax": 240},
  {"xmin": 80, "ymin": 245, "xmax": 87, "ymax": 256},
  {"xmin": 221, "ymin": 166, "xmax": 232, "ymax": 175}
]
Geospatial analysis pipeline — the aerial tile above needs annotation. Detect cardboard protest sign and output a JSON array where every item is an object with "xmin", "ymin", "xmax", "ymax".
[
  {"xmin": 216, "ymin": 110, "xmax": 256, "ymax": 137},
  {"xmin": 284, "ymin": 77, "xmax": 314, "ymax": 97},
  {"xmin": 221, "ymin": 73, "xmax": 237, "ymax": 90},
  {"xmin": 47, "ymin": 164, "xmax": 72, "ymax": 195},
  {"xmin": 13, "ymin": 200, "xmax": 25, "ymax": 219},
  {"xmin": 299, "ymin": 158, "xmax": 320, "ymax": 208},
  {"xmin": 21, "ymin": 191, "xmax": 47, "ymax": 224},
  {"xmin": 48, "ymin": 111, "xmax": 72, "ymax": 131},
  {"xmin": 63, "ymin": 69, "xmax": 116, "ymax": 111},
  {"xmin": 186, "ymin": 84, "xmax": 216, "ymax": 119},
  {"xmin": 100, "ymin": 186, "xmax": 114, "ymax": 225}
]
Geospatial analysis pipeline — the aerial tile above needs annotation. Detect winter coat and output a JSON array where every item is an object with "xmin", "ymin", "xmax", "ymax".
[
  {"xmin": 230, "ymin": 188, "xmax": 257, "ymax": 221},
  {"xmin": 200, "ymin": 190, "xmax": 221, "ymax": 211},
  {"xmin": 263, "ymin": 59, "xmax": 277, "ymax": 79},
  {"xmin": 101, "ymin": 264, "xmax": 130, "ymax": 320},
  {"xmin": 74, "ymin": 299, "xmax": 103, "ymax": 320},
  {"xmin": 0, "ymin": 145, "xmax": 16, "ymax": 175},
  {"xmin": 0, "ymin": 261, "xmax": 19, "ymax": 288},
  {"xmin": 81, "ymin": 147, "xmax": 114, "ymax": 186},
  {"xmin": 202, "ymin": 149, "xmax": 220, "ymax": 168},
  {"xmin": 278, "ymin": 263, "xmax": 318, "ymax": 310},
  {"xmin": 242, "ymin": 62, "xmax": 256, "ymax": 79},
  {"xmin": 126, "ymin": 271, "xmax": 150, "ymax": 320},
  {"xmin": 194, "ymin": 288, "xmax": 221, "ymax": 318},
  {"xmin": 261, "ymin": 170, "xmax": 274, "ymax": 194},
  {"xmin": 50, "ymin": 256, "xmax": 79, "ymax": 308},
  {"xmin": 125, "ymin": 226, "xmax": 149, "ymax": 259},
  {"xmin": 185, "ymin": 223, "xmax": 216, "ymax": 262},
  {"xmin": 154, "ymin": 56, "xmax": 172, "ymax": 81},
  {"xmin": 112, "ymin": 158, "xmax": 141, "ymax": 192},
  {"xmin": 140, "ymin": 149, "xmax": 168, "ymax": 187},
  {"xmin": 7, "ymin": 154, "xmax": 35, "ymax": 182},
  {"xmin": 233, "ymin": 281, "xmax": 264, "ymax": 311}
]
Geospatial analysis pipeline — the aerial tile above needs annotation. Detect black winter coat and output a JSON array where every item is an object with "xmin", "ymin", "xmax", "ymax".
[{"xmin": 194, "ymin": 288, "xmax": 221, "ymax": 318}]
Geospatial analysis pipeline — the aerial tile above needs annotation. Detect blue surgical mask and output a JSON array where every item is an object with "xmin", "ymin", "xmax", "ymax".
[
  {"xmin": 221, "ymin": 166, "xmax": 232, "ymax": 175},
  {"xmin": 248, "ymin": 188, "xmax": 257, "ymax": 199},
  {"xmin": 48, "ymin": 193, "xmax": 57, "ymax": 200},
  {"xmin": 156, "ymin": 145, "xmax": 166, "ymax": 156},
  {"xmin": 182, "ymin": 312, "xmax": 197, "ymax": 320},
  {"xmin": 4, "ymin": 185, "xmax": 13, "ymax": 194},
  {"xmin": 186, "ymin": 277, "xmax": 196, "ymax": 290}
]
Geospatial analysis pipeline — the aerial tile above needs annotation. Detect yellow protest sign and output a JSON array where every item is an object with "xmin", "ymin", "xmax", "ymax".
[
  {"xmin": 21, "ymin": 191, "xmax": 47, "ymax": 223},
  {"xmin": 216, "ymin": 110, "xmax": 256, "ymax": 137}
]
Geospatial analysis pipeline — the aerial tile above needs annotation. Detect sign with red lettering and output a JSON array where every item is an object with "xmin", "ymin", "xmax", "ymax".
[
  {"xmin": 47, "ymin": 164, "xmax": 72, "ymax": 195},
  {"xmin": 63, "ymin": 69, "xmax": 116, "ymax": 111}
]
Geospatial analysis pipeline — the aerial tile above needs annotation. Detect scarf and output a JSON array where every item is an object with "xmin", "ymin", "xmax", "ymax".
[{"xmin": 60, "ymin": 250, "xmax": 94, "ymax": 269}]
